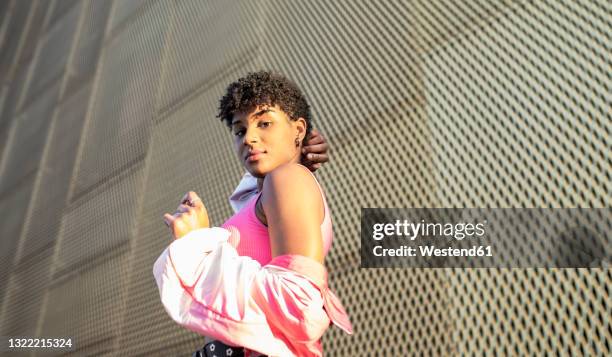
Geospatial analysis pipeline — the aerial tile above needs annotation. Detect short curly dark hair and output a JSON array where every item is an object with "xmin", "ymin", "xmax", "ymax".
[{"xmin": 217, "ymin": 71, "xmax": 312, "ymax": 143}]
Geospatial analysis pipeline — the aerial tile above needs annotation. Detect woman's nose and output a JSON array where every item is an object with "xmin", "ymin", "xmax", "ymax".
[{"xmin": 244, "ymin": 127, "xmax": 259, "ymax": 144}]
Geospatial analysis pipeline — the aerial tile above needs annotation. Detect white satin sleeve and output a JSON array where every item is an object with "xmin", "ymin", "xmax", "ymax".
[{"xmin": 229, "ymin": 173, "xmax": 258, "ymax": 212}]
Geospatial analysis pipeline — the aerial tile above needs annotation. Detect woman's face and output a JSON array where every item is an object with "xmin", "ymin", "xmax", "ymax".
[{"xmin": 231, "ymin": 105, "xmax": 306, "ymax": 178}]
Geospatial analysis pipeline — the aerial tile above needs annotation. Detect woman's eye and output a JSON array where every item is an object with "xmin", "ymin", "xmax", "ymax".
[
  {"xmin": 259, "ymin": 121, "xmax": 271, "ymax": 128},
  {"xmin": 234, "ymin": 129, "xmax": 245, "ymax": 137}
]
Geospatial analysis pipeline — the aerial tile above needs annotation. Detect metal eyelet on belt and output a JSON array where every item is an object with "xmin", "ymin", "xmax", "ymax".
[{"xmin": 193, "ymin": 340, "xmax": 246, "ymax": 357}]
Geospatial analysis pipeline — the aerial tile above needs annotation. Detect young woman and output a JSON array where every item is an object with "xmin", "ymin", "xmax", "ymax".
[{"xmin": 154, "ymin": 71, "xmax": 353, "ymax": 357}]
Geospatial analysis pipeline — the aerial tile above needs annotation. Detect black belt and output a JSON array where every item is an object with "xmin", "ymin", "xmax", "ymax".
[{"xmin": 192, "ymin": 340, "xmax": 268, "ymax": 357}]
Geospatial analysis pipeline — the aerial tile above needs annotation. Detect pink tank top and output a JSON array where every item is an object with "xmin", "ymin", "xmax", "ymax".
[{"xmin": 221, "ymin": 167, "xmax": 333, "ymax": 266}]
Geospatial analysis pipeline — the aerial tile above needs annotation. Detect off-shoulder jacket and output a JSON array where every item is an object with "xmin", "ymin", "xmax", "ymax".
[{"xmin": 153, "ymin": 227, "xmax": 353, "ymax": 357}]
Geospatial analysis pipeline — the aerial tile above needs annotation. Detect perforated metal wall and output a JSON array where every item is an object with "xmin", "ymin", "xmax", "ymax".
[{"xmin": 0, "ymin": 1, "xmax": 609, "ymax": 356}]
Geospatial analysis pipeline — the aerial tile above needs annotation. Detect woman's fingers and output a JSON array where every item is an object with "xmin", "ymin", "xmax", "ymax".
[
  {"xmin": 176, "ymin": 204, "xmax": 191, "ymax": 213},
  {"xmin": 302, "ymin": 142, "xmax": 329, "ymax": 156},
  {"xmin": 163, "ymin": 210, "xmax": 193, "ymax": 239},
  {"xmin": 302, "ymin": 150, "xmax": 328, "ymax": 171},
  {"xmin": 302, "ymin": 132, "xmax": 329, "ymax": 170},
  {"xmin": 181, "ymin": 191, "xmax": 203, "ymax": 208},
  {"xmin": 305, "ymin": 128, "xmax": 323, "ymax": 145},
  {"xmin": 163, "ymin": 191, "xmax": 210, "ymax": 239},
  {"xmin": 180, "ymin": 191, "xmax": 192, "ymax": 204},
  {"xmin": 163, "ymin": 213, "xmax": 175, "ymax": 227},
  {"xmin": 303, "ymin": 152, "xmax": 329, "ymax": 164}
]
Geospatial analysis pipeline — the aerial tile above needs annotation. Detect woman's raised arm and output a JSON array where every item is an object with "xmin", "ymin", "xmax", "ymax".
[{"xmin": 261, "ymin": 163, "xmax": 325, "ymax": 264}]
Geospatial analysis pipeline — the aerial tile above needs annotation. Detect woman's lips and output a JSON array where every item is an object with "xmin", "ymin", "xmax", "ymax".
[{"xmin": 246, "ymin": 151, "xmax": 265, "ymax": 162}]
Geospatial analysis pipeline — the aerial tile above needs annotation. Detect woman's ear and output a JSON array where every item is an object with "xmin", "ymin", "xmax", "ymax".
[{"xmin": 295, "ymin": 117, "xmax": 307, "ymax": 141}]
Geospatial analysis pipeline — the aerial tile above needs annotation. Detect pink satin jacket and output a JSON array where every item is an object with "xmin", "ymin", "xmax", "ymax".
[{"xmin": 152, "ymin": 227, "xmax": 353, "ymax": 356}]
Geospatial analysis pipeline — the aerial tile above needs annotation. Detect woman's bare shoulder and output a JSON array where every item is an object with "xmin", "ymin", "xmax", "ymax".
[
  {"xmin": 261, "ymin": 163, "xmax": 323, "ymax": 210},
  {"xmin": 264, "ymin": 163, "xmax": 318, "ymax": 190}
]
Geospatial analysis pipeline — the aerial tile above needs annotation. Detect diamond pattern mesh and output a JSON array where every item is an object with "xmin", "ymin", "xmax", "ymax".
[
  {"xmin": 22, "ymin": 1, "xmax": 82, "ymax": 108},
  {"xmin": 0, "ymin": 1, "xmax": 609, "ymax": 356}
]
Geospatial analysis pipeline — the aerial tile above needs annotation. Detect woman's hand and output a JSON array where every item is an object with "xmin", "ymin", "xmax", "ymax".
[
  {"xmin": 163, "ymin": 191, "xmax": 210, "ymax": 240},
  {"xmin": 301, "ymin": 128, "xmax": 329, "ymax": 172}
]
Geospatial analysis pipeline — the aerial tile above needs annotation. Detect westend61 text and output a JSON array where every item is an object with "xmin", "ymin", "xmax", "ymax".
[{"xmin": 373, "ymin": 245, "xmax": 493, "ymax": 257}]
